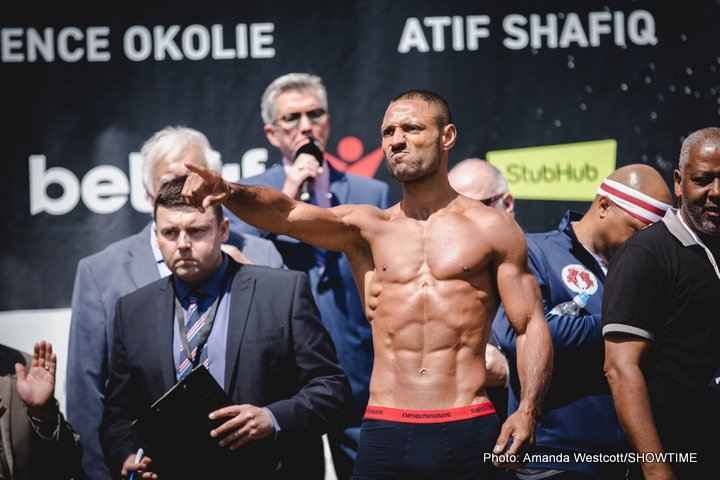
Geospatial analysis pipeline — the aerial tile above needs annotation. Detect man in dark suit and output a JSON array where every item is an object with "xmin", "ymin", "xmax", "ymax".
[
  {"xmin": 241, "ymin": 73, "xmax": 390, "ymax": 479},
  {"xmin": 100, "ymin": 176, "xmax": 351, "ymax": 480},
  {"xmin": 67, "ymin": 127, "xmax": 283, "ymax": 480}
]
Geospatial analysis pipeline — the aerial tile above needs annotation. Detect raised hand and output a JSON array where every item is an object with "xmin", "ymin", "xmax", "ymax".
[
  {"xmin": 15, "ymin": 341, "xmax": 56, "ymax": 419},
  {"xmin": 181, "ymin": 163, "xmax": 230, "ymax": 212}
]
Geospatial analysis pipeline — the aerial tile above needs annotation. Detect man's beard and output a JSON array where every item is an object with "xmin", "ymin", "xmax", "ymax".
[{"xmin": 682, "ymin": 199, "xmax": 720, "ymax": 237}]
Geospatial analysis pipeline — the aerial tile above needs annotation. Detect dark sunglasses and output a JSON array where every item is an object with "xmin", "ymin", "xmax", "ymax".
[
  {"xmin": 479, "ymin": 193, "xmax": 505, "ymax": 206},
  {"xmin": 274, "ymin": 108, "xmax": 327, "ymax": 128}
]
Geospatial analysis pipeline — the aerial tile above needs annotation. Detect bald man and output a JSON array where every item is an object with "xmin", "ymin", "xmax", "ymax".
[
  {"xmin": 449, "ymin": 158, "xmax": 515, "ymax": 216},
  {"xmin": 493, "ymin": 164, "xmax": 672, "ymax": 479}
]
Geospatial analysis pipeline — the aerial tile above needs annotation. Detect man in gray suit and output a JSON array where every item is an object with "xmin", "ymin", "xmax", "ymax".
[{"xmin": 67, "ymin": 126, "xmax": 283, "ymax": 480}]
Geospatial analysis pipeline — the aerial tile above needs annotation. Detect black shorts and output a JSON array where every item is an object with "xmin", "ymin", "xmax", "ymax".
[{"xmin": 352, "ymin": 405, "xmax": 502, "ymax": 480}]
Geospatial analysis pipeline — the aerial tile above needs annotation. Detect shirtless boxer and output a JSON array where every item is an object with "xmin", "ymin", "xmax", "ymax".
[{"xmin": 182, "ymin": 90, "xmax": 553, "ymax": 479}]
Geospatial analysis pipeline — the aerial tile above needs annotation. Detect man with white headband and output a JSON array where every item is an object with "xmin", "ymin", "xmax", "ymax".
[
  {"xmin": 604, "ymin": 127, "xmax": 720, "ymax": 479},
  {"xmin": 493, "ymin": 164, "xmax": 672, "ymax": 479}
]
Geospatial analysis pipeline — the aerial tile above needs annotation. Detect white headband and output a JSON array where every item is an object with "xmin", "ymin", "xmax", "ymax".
[{"xmin": 596, "ymin": 179, "xmax": 671, "ymax": 224}]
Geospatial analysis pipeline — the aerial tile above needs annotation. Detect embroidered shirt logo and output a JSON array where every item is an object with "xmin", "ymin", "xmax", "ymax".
[{"xmin": 561, "ymin": 264, "xmax": 599, "ymax": 295}]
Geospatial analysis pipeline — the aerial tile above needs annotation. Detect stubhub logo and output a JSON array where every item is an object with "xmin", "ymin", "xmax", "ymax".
[
  {"xmin": 487, "ymin": 139, "xmax": 617, "ymax": 202},
  {"xmin": 28, "ymin": 149, "xmax": 268, "ymax": 215}
]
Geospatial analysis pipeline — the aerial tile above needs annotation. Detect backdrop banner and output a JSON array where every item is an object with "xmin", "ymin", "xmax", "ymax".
[{"xmin": 2, "ymin": 0, "xmax": 719, "ymax": 310}]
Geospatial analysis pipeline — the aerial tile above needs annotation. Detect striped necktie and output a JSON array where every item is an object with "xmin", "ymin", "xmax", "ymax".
[{"xmin": 177, "ymin": 291, "xmax": 209, "ymax": 380}]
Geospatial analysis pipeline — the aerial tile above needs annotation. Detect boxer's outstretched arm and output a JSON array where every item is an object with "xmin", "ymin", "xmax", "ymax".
[{"xmin": 182, "ymin": 164, "xmax": 374, "ymax": 254}]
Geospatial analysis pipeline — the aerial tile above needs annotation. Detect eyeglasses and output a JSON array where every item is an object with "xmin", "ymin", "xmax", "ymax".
[
  {"xmin": 479, "ymin": 193, "xmax": 505, "ymax": 206},
  {"xmin": 274, "ymin": 108, "xmax": 327, "ymax": 129}
]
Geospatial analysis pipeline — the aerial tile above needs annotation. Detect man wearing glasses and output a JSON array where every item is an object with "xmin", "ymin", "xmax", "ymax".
[
  {"xmin": 239, "ymin": 72, "xmax": 390, "ymax": 479},
  {"xmin": 493, "ymin": 164, "xmax": 672, "ymax": 479},
  {"xmin": 449, "ymin": 158, "xmax": 515, "ymax": 216}
]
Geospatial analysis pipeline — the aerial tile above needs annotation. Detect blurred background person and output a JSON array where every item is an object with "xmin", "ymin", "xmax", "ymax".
[
  {"xmin": 1, "ymin": 340, "xmax": 85, "ymax": 480},
  {"xmin": 448, "ymin": 157, "xmax": 515, "ymax": 216}
]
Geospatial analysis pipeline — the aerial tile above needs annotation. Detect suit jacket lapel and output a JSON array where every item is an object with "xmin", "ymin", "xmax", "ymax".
[
  {"xmin": 155, "ymin": 278, "xmax": 177, "ymax": 390},
  {"xmin": 224, "ymin": 263, "xmax": 255, "ymax": 393}
]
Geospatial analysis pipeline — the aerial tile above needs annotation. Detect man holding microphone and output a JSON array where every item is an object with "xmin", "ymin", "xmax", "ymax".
[{"xmin": 238, "ymin": 73, "xmax": 390, "ymax": 479}]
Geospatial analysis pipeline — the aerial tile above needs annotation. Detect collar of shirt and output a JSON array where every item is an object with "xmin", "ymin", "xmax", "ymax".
[
  {"xmin": 663, "ymin": 208, "xmax": 701, "ymax": 246},
  {"xmin": 173, "ymin": 254, "xmax": 230, "ymax": 309},
  {"xmin": 666, "ymin": 208, "xmax": 720, "ymax": 281},
  {"xmin": 282, "ymin": 157, "xmax": 332, "ymax": 208},
  {"xmin": 150, "ymin": 223, "xmax": 172, "ymax": 278},
  {"xmin": 568, "ymin": 218, "xmax": 609, "ymax": 275}
]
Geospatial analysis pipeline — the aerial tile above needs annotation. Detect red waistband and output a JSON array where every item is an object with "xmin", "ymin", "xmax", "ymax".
[{"xmin": 364, "ymin": 402, "xmax": 496, "ymax": 424}]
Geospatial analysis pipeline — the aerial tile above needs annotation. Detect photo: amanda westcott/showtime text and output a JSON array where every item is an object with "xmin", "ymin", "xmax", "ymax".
[{"xmin": 484, "ymin": 452, "xmax": 698, "ymax": 465}]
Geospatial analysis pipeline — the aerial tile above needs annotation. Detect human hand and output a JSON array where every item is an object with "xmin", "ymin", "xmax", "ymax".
[
  {"xmin": 182, "ymin": 163, "xmax": 230, "ymax": 212},
  {"xmin": 15, "ymin": 341, "xmax": 56, "ymax": 420},
  {"xmin": 209, "ymin": 404, "xmax": 275, "ymax": 450},
  {"xmin": 221, "ymin": 244, "xmax": 253, "ymax": 264},
  {"xmin": 121, "ymin": 453, "xmax": 156, "ymax": 479},
  {"xmin": 642, "ymin": 461, "xmax": 677, "ymax": 480},
  {"xmin": 283, "ymin": 138, "xmax": 324, "ymax": 199},
  {"xmin": 492, "ymin": 408, "xmax": 536, "ymax": 469}
]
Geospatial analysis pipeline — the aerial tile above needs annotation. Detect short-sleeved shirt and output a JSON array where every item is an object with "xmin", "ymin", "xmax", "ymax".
[{"xmin": 602, "ymin": 209, "xmax": 720, "ymax": 465}]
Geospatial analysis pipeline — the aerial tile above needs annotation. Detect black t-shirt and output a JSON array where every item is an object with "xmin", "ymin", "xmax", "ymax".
[{"xmin": 603, "ymin": 218, "xmax": 720, "ymax": 448}]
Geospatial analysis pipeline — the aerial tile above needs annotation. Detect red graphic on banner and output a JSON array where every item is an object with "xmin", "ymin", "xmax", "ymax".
[{"xmin": 326, "ymin": 135, "xmax": 384, "ymax": 178}]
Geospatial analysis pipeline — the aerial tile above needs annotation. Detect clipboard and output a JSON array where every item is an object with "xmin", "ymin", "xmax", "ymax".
[{"xmin": 131, "ymin": 365, "xmax": 237, "ymax": 478}]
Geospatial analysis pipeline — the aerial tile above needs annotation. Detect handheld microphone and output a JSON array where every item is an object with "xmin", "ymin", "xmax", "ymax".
[{"xmin": 293, "ymin": 139, "xmax": 323, "ymax": 203}]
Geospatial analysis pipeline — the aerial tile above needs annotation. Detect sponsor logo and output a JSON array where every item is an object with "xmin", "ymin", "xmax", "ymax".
[
  {"xmin": 28, "ymin": 149, "xmax": 267, "ymax": 215},
  {"xmin": 487, "ymin": 139, "xmax": 616, "ymax": 201},
  {"xmin": 326, "ymin": 136, "xmax": 384, "ymax": 178},
  {"xmin": 561, "ymin": 264, "xmax": 599, "ymax": 295},
  {"xmin": 28, "ymin": 135, "xmax": 382, "ymax": 216}
]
